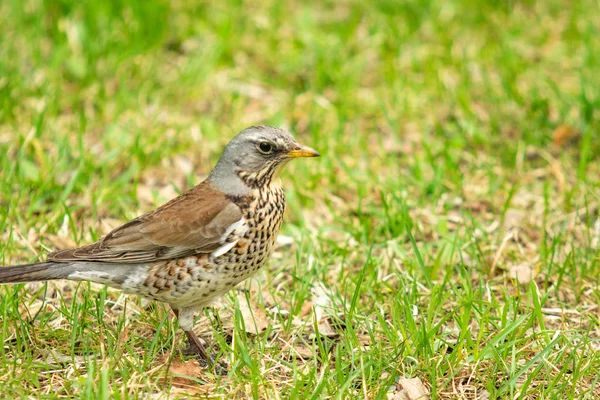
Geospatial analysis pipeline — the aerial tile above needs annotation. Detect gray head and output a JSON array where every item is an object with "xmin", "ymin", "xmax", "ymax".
[{"xmin": 208, "ymin": 126, "xmax": 319, "ymax": 195}]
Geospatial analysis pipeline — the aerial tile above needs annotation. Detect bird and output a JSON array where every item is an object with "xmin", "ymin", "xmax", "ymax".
[{"xmin": 0, "ymin": 125, "xmax": 319, "ymax": 365}]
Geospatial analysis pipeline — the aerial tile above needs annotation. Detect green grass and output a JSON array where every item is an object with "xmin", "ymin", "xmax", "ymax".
[{"xmin": 1, "ymin": 0, "xmax": 599, "ymax": 398}]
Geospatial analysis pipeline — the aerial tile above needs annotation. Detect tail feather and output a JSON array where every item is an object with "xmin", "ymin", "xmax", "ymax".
[{"xmin": 0, "ymin": 262, "xmax": 74, "ymax": 284}]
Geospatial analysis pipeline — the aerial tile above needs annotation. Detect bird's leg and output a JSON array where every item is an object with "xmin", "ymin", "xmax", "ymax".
[
  {"xmin": 183, "ymin": 328, "xmax": 212, "ymax": 363},
  {"xmin": 170, "ymin": 306, "xmax": 213, "ymax": 365}
]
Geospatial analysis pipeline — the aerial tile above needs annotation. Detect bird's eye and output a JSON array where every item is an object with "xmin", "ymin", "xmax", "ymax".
[{"xmin": 258, "ymin": 141, "xmax": 273, "ymax": 154}]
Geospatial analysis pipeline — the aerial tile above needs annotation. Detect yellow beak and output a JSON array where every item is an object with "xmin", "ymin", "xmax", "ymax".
[{"xmin": 288, "ymin": 145, "xmax": 320, "ymax": 158}]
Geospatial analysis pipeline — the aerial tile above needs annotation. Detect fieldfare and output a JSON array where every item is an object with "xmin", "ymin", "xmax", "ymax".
[{"xmin": 0, "ymin": 125, "xmax": 319, "ymax": 364}]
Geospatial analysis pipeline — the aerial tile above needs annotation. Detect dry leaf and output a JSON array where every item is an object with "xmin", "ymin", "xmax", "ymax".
[
  {"xmin": 477, "ymin": 389, "xmax": 491, "ymax": 400},
  {"xmin": 507, "ymin": 263, "xmax": 535, "ymax": 284},
  {"xmin": 552, "ymin": 124, "xmax": 579, "ymax": 146},
  {"xmin": 311, "ymin": 283, "xmax": 331, "ymax": 322},
  {"xmin": 311, "ymin": 283, "xmax": 339, "ymax": 337},
  {"xmin": 244, "ymin": 279, "xmax": 275, "ymax": 307},
  {"xmin": 389, "ymin": 378, "xmax": 430, "ymax": 400},
  {"xmin": 156, "ymin": 355, "xmax": 207, "ymax": 395},
  {"xmin": 316, "ymin": 318, "xmax": 338, "ymax": 338},
  {"xmin": 237, "ymin": 293, "xmax": 270, "ymax": 335},
  {"xmin": 282, "ymin": 342, "xmax": 314, "ymax": 359},
  {"xmin": 169, "ymin": 359, "xmax": 203, "ymax": 380},
  {"xmin": 299, "ymin": 300, "xmax": 313, "ymax": 317}
]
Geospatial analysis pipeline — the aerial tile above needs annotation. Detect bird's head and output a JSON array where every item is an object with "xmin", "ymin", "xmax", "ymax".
[{"xmin": 208, "ymin": 126, "xmax": 320, "ymax": 195}]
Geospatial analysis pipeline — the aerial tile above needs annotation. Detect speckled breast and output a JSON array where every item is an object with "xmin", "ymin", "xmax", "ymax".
[
  {"xmin": 137, "ymin": 185, "xmax": 286, "ymax": 308},
  {"xmin": 219, "ymin": 185, "xmax": 286, "ymax": 279}
]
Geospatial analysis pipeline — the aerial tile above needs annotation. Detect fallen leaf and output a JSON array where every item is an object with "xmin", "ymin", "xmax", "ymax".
[
  {"xmin": 156, "ymin": 355, "xmax": 207, "ymax": 395},
  {"xmin": 311, "ymin": 283, "xmax": 339, "ymax": 337},
  {"xmin": 552, "ymin": 124, "xmax": 579, "ymax": 146},
  {"xmin": 311, "ymin": 283, "xmax": 331, "ymax": 322},
  {"xmin": 237, "ymin": 293, "xmax": 270, "ymax": 335},
  {"xmin": 316, "ymin": 318, "xmax": 338, "ymax": 338},
  {"xmin": 244, "ymin": 279, "xmax": 275, "ymax": 307},
  {"xmin": 299, "ymin": 300, "xmax": 313, "ymax": 317},
  {"xmin": 507, "ymin": 263, "xmax": 535, "ymax": 284},
  {"xmin": 281, "ymin": 342, "xmax": 314, "ymax": 359},
  {"xmin": 389, "ymin": 378, "xmax": 430, "ymax": 400},
  {"xmin": 169, "ymin": 359, "xmax": 203, "ymax": 380},
  {"xmin": 477, "ymin": 388, "xmax": 491, "ymax": 400}
]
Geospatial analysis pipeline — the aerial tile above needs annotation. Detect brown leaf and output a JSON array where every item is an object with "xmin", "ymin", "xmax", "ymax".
[
  {"xmin": 552, "ymin": 124, "xmax": 579, "ymax": 147},
  {"xmin": 169, "ymin": 359, "xmax": 203, "ymax": 379},
  {"xmin": 299, "ymin": 300, "xmax": 313, "ymax": 317},
  {"xmin": 156, "ymin": 355, "xmax": 206, "ymax": 395}
]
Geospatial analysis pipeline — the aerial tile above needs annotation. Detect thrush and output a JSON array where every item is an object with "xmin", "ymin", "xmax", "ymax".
[{"xmin": 0, "ymin": 125, "xmax": 319, "ymax": 364}]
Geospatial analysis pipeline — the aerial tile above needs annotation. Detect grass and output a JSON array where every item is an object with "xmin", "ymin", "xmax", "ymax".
[{"xmin": 1, "ymin": 0, "xmax": 599, "ymax": 398}]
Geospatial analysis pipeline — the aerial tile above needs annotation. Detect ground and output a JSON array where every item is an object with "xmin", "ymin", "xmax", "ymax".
[{"xmin": 0, "ymin": 0, "xmax": 599, "ymax": 399}]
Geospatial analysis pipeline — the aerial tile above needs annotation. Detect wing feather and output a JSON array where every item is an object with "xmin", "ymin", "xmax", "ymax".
[{"xmin": 49, "ymin": 182, "xmax": 244, "ymax": 263}]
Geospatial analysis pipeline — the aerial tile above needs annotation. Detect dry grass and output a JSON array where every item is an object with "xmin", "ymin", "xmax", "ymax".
[{"xmin": 1, "ymin": 0, "xmax": 599, "ymax": 398}]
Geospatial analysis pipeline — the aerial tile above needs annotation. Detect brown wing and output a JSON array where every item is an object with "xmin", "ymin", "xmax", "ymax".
[{"xmin": 49, "ymin": 182, "xmax": 243, "ymax": 263}]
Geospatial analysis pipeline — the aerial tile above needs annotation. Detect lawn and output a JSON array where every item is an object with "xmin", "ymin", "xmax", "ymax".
[{"xmin": 0, "ymin": 0, "xmax": 599, "ymax": 398}]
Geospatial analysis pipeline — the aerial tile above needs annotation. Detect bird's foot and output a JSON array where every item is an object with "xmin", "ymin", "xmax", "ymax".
[{"xmin": 183, "ymin": 329, "xmax": 228, "ymax": 375}]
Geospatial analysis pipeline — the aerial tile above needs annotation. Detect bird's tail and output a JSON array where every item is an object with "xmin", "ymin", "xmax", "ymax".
[{"xmin": 0, "ymin": 262, "xmax": 75, "ymax": 284}]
